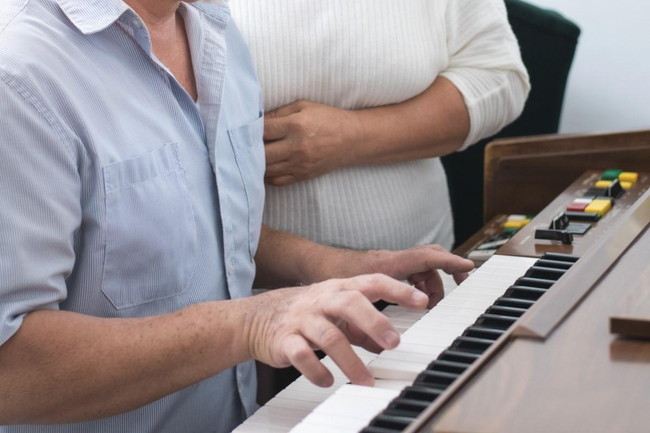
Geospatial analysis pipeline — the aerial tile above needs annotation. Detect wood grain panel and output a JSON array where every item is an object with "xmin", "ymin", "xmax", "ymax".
[{"xmin": 484, "ymin": 130, "xmax": 650, "ymax": 222}]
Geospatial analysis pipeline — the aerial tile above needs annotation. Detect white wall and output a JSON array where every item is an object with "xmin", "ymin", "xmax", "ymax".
[{"xmin": 524, "ymin": 0, "xmax": 650, "ymax": 134}]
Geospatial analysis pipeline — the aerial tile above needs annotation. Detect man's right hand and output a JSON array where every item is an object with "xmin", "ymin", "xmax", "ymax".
[{"xmin": 243, "ymin": 274, "xmax": 429, "ymax": 387}]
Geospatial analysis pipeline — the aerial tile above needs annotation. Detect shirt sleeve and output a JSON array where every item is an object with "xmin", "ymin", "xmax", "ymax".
[
  {"xmin": 0, "ymin": 75, "xmax": 81, "ymax": 346},
  {"xmin": 440, "ymin": 0, "xmax": 531, "ymax": 150}
]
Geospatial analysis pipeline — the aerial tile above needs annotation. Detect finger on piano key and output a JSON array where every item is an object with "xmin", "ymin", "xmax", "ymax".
[
  {"xmin": 235, "ymin": 305, "xmax": 439, "ymax": 432},
  {"xmin": 239, "ymin": 255, "xmax": 544, "ymax": 432}
]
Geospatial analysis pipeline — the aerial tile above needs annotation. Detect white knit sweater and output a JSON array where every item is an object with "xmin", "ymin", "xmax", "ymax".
[{"xmin": 230, "ymin": 0, "xmax": 529, "ymax": 250}]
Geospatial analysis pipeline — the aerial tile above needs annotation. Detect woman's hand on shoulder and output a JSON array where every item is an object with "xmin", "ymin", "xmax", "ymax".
[{"xmin": 263, "ymin": 100, "xmax": 363, "ymax": 186}]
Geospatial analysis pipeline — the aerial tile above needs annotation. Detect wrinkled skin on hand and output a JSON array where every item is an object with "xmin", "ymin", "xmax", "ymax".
[
  {"xmin": 263, "ymin": 100, "xmax": 362, "ymax": 186},
  {"xmin": 321, "ymin": 244, "xmax": 474, "ymax": 309},
  {"xmin": 245, "ymin": 274, "xmax": 429, "ymax": 388}
]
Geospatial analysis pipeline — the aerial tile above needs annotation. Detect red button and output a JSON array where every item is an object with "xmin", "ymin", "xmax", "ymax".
[{"xmin": 567, "ymin": 201, "xmax": 589, "ymax": 212}]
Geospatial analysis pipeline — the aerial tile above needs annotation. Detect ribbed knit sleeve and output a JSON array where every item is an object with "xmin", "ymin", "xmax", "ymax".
[{"xmin": 441, "ymin": 0, "xmax": 530, "ymax": 149}]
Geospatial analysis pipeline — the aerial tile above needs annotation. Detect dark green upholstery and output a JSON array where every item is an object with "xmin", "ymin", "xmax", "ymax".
[{"xmin": 442, "ymin": 0, "xmax": 580, "ymax": 247}]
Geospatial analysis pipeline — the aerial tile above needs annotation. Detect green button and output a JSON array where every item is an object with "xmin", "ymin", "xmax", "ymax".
[{"xmin": 601, "ymin": 169, "xmax": 622, "ymax": 180}]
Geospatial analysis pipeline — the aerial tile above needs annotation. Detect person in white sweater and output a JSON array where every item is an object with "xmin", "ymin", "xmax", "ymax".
[{"xmin": 230, "ymin": 0, "xmax": 530, "ymax": 252}]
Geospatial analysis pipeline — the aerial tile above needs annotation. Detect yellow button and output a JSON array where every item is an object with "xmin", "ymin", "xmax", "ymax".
[
  {"xmin": 595, "ymin": 180, "xmax": 612, "ymax": 188},
  {"xmin": 619, "ymin": 172, "xmax": 639, "ymax": 183},
  {"xmin": 621, "ymin": 181, "xmax": 633, "ymax": 190},
  {"xmin": 503, "ymin": 219, "xmax": 531, "ymax": 229},
  {"xmin": 585, "ymin": 199, "xmax": 612, "ymax": 216}
]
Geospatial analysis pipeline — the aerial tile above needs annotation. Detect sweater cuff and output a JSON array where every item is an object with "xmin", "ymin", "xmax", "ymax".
[{"xmin": 441, "ymin": 67, "xmax": 530, "ymax": 151}]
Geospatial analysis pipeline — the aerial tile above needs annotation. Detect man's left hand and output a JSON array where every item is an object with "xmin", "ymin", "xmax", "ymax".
[{"xmin": 310, "ymin": 244, "xmax": 474, "ymax": 308}]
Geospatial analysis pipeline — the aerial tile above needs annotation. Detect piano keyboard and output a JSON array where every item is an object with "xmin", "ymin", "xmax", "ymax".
[
  {"xmin": 233, "ymin": 305, "xmax": 429, "ymax": 433},
  {"xmin": 367, "ymin": 254, "xmax": 538, "ymax": 381},
  {"xmin": 236, "ymin": 253, "xmax": 578, "ymax": 433}
]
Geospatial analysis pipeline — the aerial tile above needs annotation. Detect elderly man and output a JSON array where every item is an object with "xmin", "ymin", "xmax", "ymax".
[{"xmin": 0, "ymin": 0, "xmax": 473, "ymax": 432}]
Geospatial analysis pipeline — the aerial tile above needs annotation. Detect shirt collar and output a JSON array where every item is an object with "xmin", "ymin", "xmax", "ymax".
[
  {"xmin": 56, "ymin": 0, "xmax": 129, "ymax": 34},
  {"xmin": 56, "ymin": 0, "xmax": 230, "ymax": 35}
]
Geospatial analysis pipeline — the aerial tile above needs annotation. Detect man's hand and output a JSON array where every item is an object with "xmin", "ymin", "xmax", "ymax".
[
  {"xmin": 302, "ymin": 244, "xmax": 475, "ymax": 309},
  {"xmin": 244, "ymin": 274, "xmax": 429, "ymax": 388},
  {"xmin": 255, "ymin": 226, "xmax": 474, "ymax": 308},
  {"xmin": 368, "ymin": 245, "xmax": 474, "ymax": 308},
  {"xmin": 263, "ymin": 100, "xmax": 363, "ymax": 186}
]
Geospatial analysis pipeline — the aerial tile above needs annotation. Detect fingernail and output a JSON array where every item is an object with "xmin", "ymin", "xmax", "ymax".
[
  {"xmin": 320, "ymin": 375, "xmax": 334, "ymax": 387},
  {"xmin": 382, "ymin": 329, "xmax": 400, "ymax": 348},
  {"xmin": 358, "ymin": 373, "xmax": 375, "ymax": 387},
  {"xmin": 412, "ymin": 289, "xmax": 428, "ymax": 303}
]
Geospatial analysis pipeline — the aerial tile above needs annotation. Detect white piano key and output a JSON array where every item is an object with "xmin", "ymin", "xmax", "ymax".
[
  {"xmin": 436, "ymin": 295, "xmax": 497, "ymax": 311},
  {"xmin": 265, "ymin": 397, "xmax": 322, "ymax": 412},
  {"xmin": 382, "ymin": 306, "xmax": 429, "ymax": 321},
  {"xmin": 374, "ymin": 378, "xmax": 413, "ymax": 390},
  {"xmin": 440, "ymin": 271, "xmax": 460, "ymax": 296},
  {"xmin": 290, "ymin": 385, "xmax": 399, "ymax": 433},
  {"xmin": 399, "ymin": 327, "xmax": 465, "ymax": 345},
  {"xmin": 240, "ymin": 405, "xmax": 309, "ymax": 429},
  {"xmin": 368, "ymin": 357, "xmax": 429, "ymax": 380},
  {"xmin": 234, "ymin": 421, "xmax": 290, "ymax": 433},
  {"xmin": 447, "ymin": 290, "xmax": 504, "ymax": 301},
  {"xmin": 402, "ymin": 321, "xmax": 469, "ymax": 339},
  {"xmin": 388, "ymin": 317, "xmax": 425, "ymax": 333},
  {"xmin": 391, "ymin": 336, "xmax": 452, "ymax": 351},
  {"xmin": 416, "ymin": 305, "xmax": 485, "ymax": 323},
  {"xmin": 273, "ymin": 387, "xmax": 333, "ymax": 404},
  {"xmin": 374, "ymin": 348, "xmax": 443, "ymax": 364}
]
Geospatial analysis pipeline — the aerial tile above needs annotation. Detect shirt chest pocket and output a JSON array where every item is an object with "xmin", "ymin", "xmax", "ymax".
[
  {"xmin": 101, "ymin": 143, "xmax": 196, "ymax": 309},
  {"xmin": 228, "ymin": 114, "xmax": 265, "ymax": 260}
]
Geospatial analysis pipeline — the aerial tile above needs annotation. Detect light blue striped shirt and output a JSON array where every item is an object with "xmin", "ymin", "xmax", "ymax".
[{"xmin": 0, "ymin": 0, "xmax": 264, "ymax": 431}]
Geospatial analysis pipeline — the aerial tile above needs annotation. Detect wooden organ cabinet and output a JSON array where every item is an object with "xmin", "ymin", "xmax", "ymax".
[{"xmin": 235, "ymin": 130, "xmax": 650, "ymax": 433}]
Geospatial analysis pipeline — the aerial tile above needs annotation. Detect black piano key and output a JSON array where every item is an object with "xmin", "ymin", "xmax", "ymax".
[
  {"xmin": 485, "ymin": 305, "xmax": 528, "ymax": 318},
  {"xmin": 414, "ymin": 370, "xmax": 459, "ymax": 389},
  {"xmin": 449, "ymin": 336, "xmax": 493, "ymax": 354},
  {"xmin": 534, "ymin": 258, "xmax": 573, "ymax": 270},
  {"xmin": 368, "ymin": 414, "xmax": 415, "ymax": 430},
  {"xmin": 425, "ymin": 359, "xmax": 471, "ymax": 374},
  {"xmin": 524, "ymin": 265, "xmax": 567, "ymax": 281},
  {"xmin": 513, "ymin": 276, "xmax": 555, "ymax": 289},
  {"xmin": 399, "ymin": 385, "xmax": 445, "ymax": 402},
  {"xmin": 541, "ymin": 252, "xmax": 579, "ymax": 263},
  {"xmin": 503, "ymin": 285, "xmax": 547, "ymax": 300},
  {"xmin": 473, "ymin": 313, "xmax": 518, "ymax": 330},
  {"xmin": 494, "ymin": 296, "xmax": 536, "ymax": 309},
  {"xmin": 360, "ymin": 426, "xmax": 401, "ymax": 433},
  {"xmin": 437, "ymin": 349, "xmax": 482, "ymax": 365},
  {"xmin": 384, "ymin": 398, "xmax": 430, "ymax": 418},
  {"xmin": 462, "ymin": 325, "xmax": 506, "ymax": 341}
]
